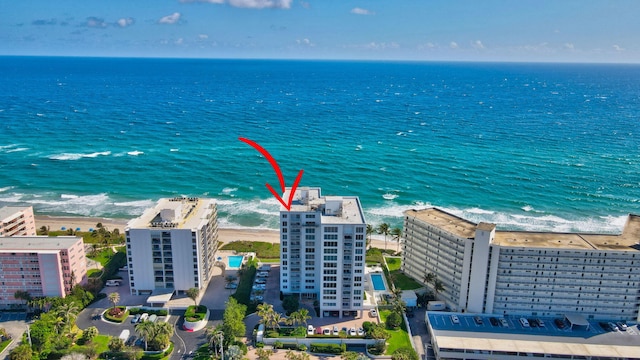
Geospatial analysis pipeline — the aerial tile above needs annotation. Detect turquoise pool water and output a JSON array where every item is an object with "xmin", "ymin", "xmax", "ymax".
[
  {"xmin": 228, "ymin": 255, "xmax": 244, "ymax": 268},
  {"xmin": 371, "ymin": 273, "xmax": 386, "ymax": 291}
]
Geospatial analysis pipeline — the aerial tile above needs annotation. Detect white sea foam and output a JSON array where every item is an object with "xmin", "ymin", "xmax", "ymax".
[
  {"xmin": 170, "ymin": 148, "xmax": 179, "ymax": 152},
  {"xmin": 221, "ymin": 187, "xmax": 238, "ymax": 195},
  {"xmin": 48, "ymin": 151, "xmax": 111, "ymax": 161},
  {"xmin": 5, "ymin": 147, "xmax": 29, "ymax": 153},
  {"xmin": 127, "ymin": 150, "xmax": 144, "ymax": 156},
  {"xmin": 0, "ymin": 186, "xmax": 14, "ymax": 193},
  {"xmin": 382, "ymin": 193, "xmax": 398, "ymax": 200}
]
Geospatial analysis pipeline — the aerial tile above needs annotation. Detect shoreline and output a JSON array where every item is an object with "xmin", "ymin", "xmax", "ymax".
[{"xmin": 33, "ymin": 215, "xmax": 397, "ymax": 249}]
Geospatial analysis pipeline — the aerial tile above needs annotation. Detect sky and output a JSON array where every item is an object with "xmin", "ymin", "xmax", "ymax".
[{"xmin": 2, "ymin": 0, "xmax": 639, "ymax": 63}]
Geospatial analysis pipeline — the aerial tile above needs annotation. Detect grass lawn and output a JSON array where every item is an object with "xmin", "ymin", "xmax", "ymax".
[
  {"xmin": 366, "ymin": 248, "xmax": 395, "ymax": 264},
  {"xmin": 221, "ymin": 241, "xmax": 279, "ymax": 259},
  {"xmin": 379, "ymin": 310, "xmax": 412, "ymax": 355},
  {"xmin": 87, "ymin": 269, "xmax": 102, "ymax": 278},
  {"xmin": 0, "ymin": 339, "xmax": 11, "ymax": 354},
  {"xmin": 385, "ymin": 257, "xmax": 401, "ymax": 271},
  {"xmin": 389, "ymin": 271, "xmax": 422, "ymax": 290},
  {"xmin": 88, "ymin": 248, "xmax": 115, "ymax": 267},
  {"xmin": 70, "ymin": 334, "xmax": 110, "ymax": 354}
]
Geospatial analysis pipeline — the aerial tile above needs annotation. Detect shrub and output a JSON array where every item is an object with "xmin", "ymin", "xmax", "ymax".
[
  {"xmin": 368, "ymin": 341, "xmax": 386, "ymax": 355},
  {"xmin": 104, "ymin": 307, "xmax": 129, "ymax": 323},
  {"xmin": 273, "ymin": 341, "xmax": 283, "ymax": 349},
  {"xmin": 362, "ymin": 321, "xmax": 373, "ymax": 332},
  {"xmin": 255, "ymin": 342, "xmax": 264, "ymax": 348},
  {"xmin": 298, "ymin": 344, "xmax": 307, "ymax": 351},
  {"xmin": 392, "ymin": 347, "xmax": 419, "ymax": 360},
  {"xmin": 309, "ymin": 343, "xmax": 344, "ymax": 354},
  {"xmin": 282, "ymin": 295, "xmax": 299, "ymax": 315},
  {"xmin": 233, "ymin": 340, "xmax": 248, "ymax": 354}
]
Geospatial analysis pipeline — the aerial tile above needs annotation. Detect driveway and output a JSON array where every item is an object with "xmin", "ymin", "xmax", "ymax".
[
  {"xmin": 406, "ymin": 307, "xmax": 430, "ymax": 359},
  {"xmin": 0, "ymin": 312, "xmax": 28, "ymax": 360}
]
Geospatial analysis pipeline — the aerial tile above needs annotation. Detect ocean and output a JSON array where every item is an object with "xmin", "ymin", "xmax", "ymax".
[{"xmin": 0, "ymin": 56, "xmax": 639, "ymax": 233}]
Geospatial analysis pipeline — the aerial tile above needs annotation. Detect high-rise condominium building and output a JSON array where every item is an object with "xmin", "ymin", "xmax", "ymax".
[
  {"xmin": 125, "ymin": 197, "xmax": 218, "ymax": 296},
  {"xmin": 402, "ymin": 208, "xmax": 640, "ymax": 321},
  {"xmin": 0, "ymin": 206, "xmax": 36, "ymax": 237},
  {"xmin": 280, "ymin": 187, "xmax": 367, "ymax": 318},
  {"xmin": 0, "ymin": 236, "xmax": 87, "ymax": 306}
]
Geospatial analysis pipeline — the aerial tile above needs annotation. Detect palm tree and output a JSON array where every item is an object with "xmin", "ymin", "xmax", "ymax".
[
  {"xmin": 205, "ymin": 326, "xmax": 219, "ymax": 350},
  {"xmin": 376, "ymin": 223, "xmax": 390, "ymax": 251},
  {"xmin": 423, "ymin": 272, "xmax": 436, "ymax": 285},
  {"xmin": 257, "ymin": 303, "xmax": 275, "ymax": 329},
  {"xmin": 366, "ymin": 224, "xmax": 374, "ymax": 250},
  {"xmin": 108, "ymin": 292, "xmax": 120, "ymax": 310},
  {"xmin": 56, "ymin": 302, "xmax": 80, "ymax": 335},
  {"xmin": 390, "ymin": 227, "xmax": 402, "ymax": 253},
  {"xmin": 135, "ymin": 321, "xmax": 154, "ymax": 351},
  {"xmin": 297, "ymin": 308, "xmax": 311, "ymax": 327},
  {"xmin": 433, "ymin": 279, "xmax": 445, "ymax": 297},
  {"xmin": 270, "ymin": 312, "xmax": 286, "ymax": 330},
  {"xmin": 186, "ymin": 287, "xmax": 200, "ymax": 306}
]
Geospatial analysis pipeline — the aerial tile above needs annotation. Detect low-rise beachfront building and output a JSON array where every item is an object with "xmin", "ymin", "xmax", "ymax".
[
  {"xmin": 0, "ymin": 206, "xmax": 36, "ymax": 237},
  {"xmin": 279, "ymin": 187, "xmax": 367, "ymax": 318},
  {"xmin": 402, "ymin": 208, "xmax": 640, "ymax": 322},
  {"xmin": 0, "ymin": 236, "xmax": 87, "ymax": 307},
  {"xmin": 125, "ymin": 197, "xmax": 218, "ymax": 296}
]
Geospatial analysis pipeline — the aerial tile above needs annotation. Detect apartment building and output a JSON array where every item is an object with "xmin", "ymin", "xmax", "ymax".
[
  {"xmin": 125, "ymin": 197, "xmax": 218, "ymax": 296},
  {"xmin": 0, "ymin": 206, "xmax": 36, "ymax": 237},
  {"xmin": 403, "ymin": 208, "xmax": 640, "ymax": 321},
  {"xmin": 0, "ymin": 236, "xmax": 87, "ymax": 307},
  {"xmin": 279, "ymin": 187, "xmax": 367, "ymax": 318}
]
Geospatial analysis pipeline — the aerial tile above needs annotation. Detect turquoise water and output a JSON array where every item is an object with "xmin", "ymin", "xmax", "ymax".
[
  {"xmin": 371, "ymin": 273, "xmax": 386, "ymax": 291},
  {"xmin": 228, "ymin": 255, "xmax": 244, "ymax": 268},
  {"xmin": 1, "ymin": 57, "xmax": 639, "ymax": 233}
]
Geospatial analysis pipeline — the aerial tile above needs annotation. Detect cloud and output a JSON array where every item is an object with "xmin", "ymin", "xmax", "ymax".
[
  {"xmin": 351, "ymin": 7, "xmax": 374, "ymax": 15},
  {"xmin": 199, "ymin": 34, "xmax": 209, "ymax": 40},
  {"xmin": 363, "ymin": 42, "xmax": 399, "ymax": 50},
  {"xmin": 180, "ymin": 0, "xmax": 292, "ymax": 8},
  {"xmin": 613, "ymin": 44, "xmax": 624, "ymax": 51},
  {"xmin": 449, "ymin": 42, "xmax": 459, "ymax": 49},
  {"xmin": 159, "ymin": 12, "xmax": 182, "ymax": 24},
  {"xmin": 116, "ymin": 18, "xmax": 135, "ymax": 28},
  {"xmin": 472, "ymin": 40, "xmax": 484, "ymax": 49},
  {"xmin": 32, "ymin": 19, "xmax": 57, "ymax": 26},
  {"xmin": 564, "ymin": 43, "xmax": 575, "ymax": 50},
  {"xmin": 296, "ymin": 38, "xmax": 315, "ymax": 47},
  {"xmin": 85, "ymin": 17, "xmax": 108, "ymax": 28}
]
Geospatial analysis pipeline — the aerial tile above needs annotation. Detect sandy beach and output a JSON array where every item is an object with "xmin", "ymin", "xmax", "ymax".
[{"xmin": 34, "ymin": 215, "xmax": 396, "ymax": 250}]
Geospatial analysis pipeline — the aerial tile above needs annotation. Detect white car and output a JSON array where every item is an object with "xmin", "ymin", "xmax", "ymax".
[
  {"xmin": 349, "ymin": 327, "xmax": 357, "ymax": 336},
  {"xmin": 370, "ymin": 309, "xmax": 377, "ymax": 317},
  {"xmin": 307, "ymin": 325, "xmax": 314, "ymax": 335},
  {"xmin": 451, "ymin": 315, "xmax": 460, "ymax": 324},
  {"xmin": 332, "ymin": 326, "xmax": 339, "ymax": 335},
  {"xmin": 357, "ymin": 327, "xmax": 364, "ymax": 336}
]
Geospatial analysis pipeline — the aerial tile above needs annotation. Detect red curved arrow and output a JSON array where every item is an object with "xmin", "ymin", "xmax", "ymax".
[{"xmin": 239, "ymin": 137, "xmax": 304, "ymax": 211}]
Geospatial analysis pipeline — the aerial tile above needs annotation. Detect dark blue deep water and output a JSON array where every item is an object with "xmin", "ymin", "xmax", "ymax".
[{"xmin": 1, "ymin": 57, "xmax": 639, "ymax": 232}]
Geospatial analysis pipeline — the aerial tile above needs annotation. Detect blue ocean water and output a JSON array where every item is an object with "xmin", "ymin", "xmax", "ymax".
[{"xmin": 0, "ymin": 56, "xmax": 639, "ymax": 233}]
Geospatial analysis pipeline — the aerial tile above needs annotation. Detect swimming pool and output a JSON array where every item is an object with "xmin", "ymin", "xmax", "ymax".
[
  {"xmin": 228, "ymin": 255, "xmax": 244, "ymax": 269},
  {"xmin": 371, "ymin": 273, "xmax": 386, "ymax": 291}
]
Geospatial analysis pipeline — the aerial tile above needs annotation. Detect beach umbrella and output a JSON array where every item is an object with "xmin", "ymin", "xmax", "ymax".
[
  {"xmin": 61, "ymin": 227, "xmax": 66, "ymax": 230},
  {"xmin": 89, "ymin": 228, "xmax": 94, "ymax": 232},
  {"xmin": 76, "ymin": 227, "xmax": 81, "ymax": 231}
]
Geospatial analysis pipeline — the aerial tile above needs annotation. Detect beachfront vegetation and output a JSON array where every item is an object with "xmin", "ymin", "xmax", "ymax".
[
  {"xmin": 230, "ymin": 257, "xmax": 259, "ymax": 313},
  {"xmin": 220, "ymin": 241, "xmax": 279, "ymax": 261},
  {"xmin": 365, "ymin": 247, "xmax": 395, "ymax": 264},
  {"xmin": 379, "ymin": 309, "xmax": 412, "ymax": 355},
  {"xmin": 39, "ymin": 222, "xmax": 125, "ymax": 245}
]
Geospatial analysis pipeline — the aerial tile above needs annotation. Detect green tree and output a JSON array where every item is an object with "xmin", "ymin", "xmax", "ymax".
[
  {"xmin": 342, "ymin": 352, "xmax": 369, "ymax": 360},
  {"xmin": 225, "ymin": 345, "xmax": 243, "ymax": 360},
  {"xmin": 108, "ymin": 337, "xmax": 125, "ymax": 352},
  {"xmin": 423, "ymin": 272, "xmax": 436, "ymax": 285},
  {"xmin": 433, "ymin": 279, "xmax": 445, "ymax": 297},
  {"xmin": 186, "ymin": 287, "xmax": 200, "ymax": 306},
  {"xmin": 386, "ymin": 311, "xmax": 402, "ymax": 329},
  {"xmin": 257, "ymin": 303, "xmax": 275, "ymax": 330},
  {"xmin": 13, "ymin": 290, "xmax": 31, "ymax": 307},
  {"xmin": 81, "ymin": 326, "xmax": 99, "ymax": 343},
  {"xmin": 108, "ymin": 292, "xmax": 120, "ymax": 310},
  {"xmin": 390, "ymin": 227, "xmax": 402, "ymax": 253},
  {"xmin": 223, "ymin": 297, "xmax": 247, "ymax": 339},
  {"xmin": 9, "ymin": 344, "xmax": 33, "ymax": 360},
  {"xmin": 282, "ymin": 295, "xmax": 299, "ymax": 315},
  {"xmin": 377, "ymin": 223, "xmax": 390, "ymax": 251}
]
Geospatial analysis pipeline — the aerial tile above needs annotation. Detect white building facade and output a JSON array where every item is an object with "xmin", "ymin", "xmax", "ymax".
[
  {"xmin": 125, "ymin": 197, "xmax": 218, "ymax": 296},
  {"xmin": 403, "ymin": 208, "xmax": 640, "ymax": 322},
  {"xmin": 280, "ymin": 187, "xmax": 367, "ymax": 317}
]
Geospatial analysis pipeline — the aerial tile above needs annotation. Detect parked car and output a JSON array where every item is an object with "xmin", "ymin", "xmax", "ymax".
[
  {"xmin": 489, "ymin": 317, "xmax": 499, "ymax": 326},
  {"xmin": 451, "ymin": 315, "xmax": 460, "ymax": 324},
  {"xmin": 139, "ymin": 313, "xmax": 149, "ymax": 322},
  {"xmin": 617, "ymin": 322, "xmax": 628, "ymax": 331},
  {"xmin": 519, "ymin": 318, "xmax": 530, "ymax": 328},
  {"xmin": 370, "ymin": 309, "xmax": 377, "ymax": 317},
  {"xmin": 316, "ymin": 327, "xmax": 324, "ymax": 335},
  {"xmin": 474, "ymin": 316, "xmax": 483, "ymax": 325},
  {"xmin": 307, "ymin": 325, "xmax": 314, "ymax": 335},
  {"xmin": 224, "ymin": 282, "xmax": 238, "ymax": 289},
  {"xmin": 349, "ymin": 327, "xmax": 357, "ymax": 336},
  {"xmin": 357, "ymin": 327, "xmax": 364, "ymax": 336},
  {"xmin": 608, "ymin": 322, "xmax": 619, "ymax": 331},
  {"xmin": 323, "ymin": 328, "xmax": 331, "ymax": 336},
  {"xmin": 500, "ymin": 318, "xmax": 509, "ymax": 327},
  {"xmin": 131, "ymin": 314, "xmax": 141, "ymax": 324},
  {"xmin": 333, "ymin": 326, "xmax": 339, "ymax": 335},
  {"xmin": 255, "ymin": 278, "xmax": 266, "ymax": 284},
  {"xmin": 555, "ymin": 318, "xmax": 566, "ymax": 329},
  {"xmin": 537, "ymin": 319, "xmax": 545, "ymax": 327},
  {"xmin": 528, "ymin": 319, "xmax": 538, "ymax": 328}
]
